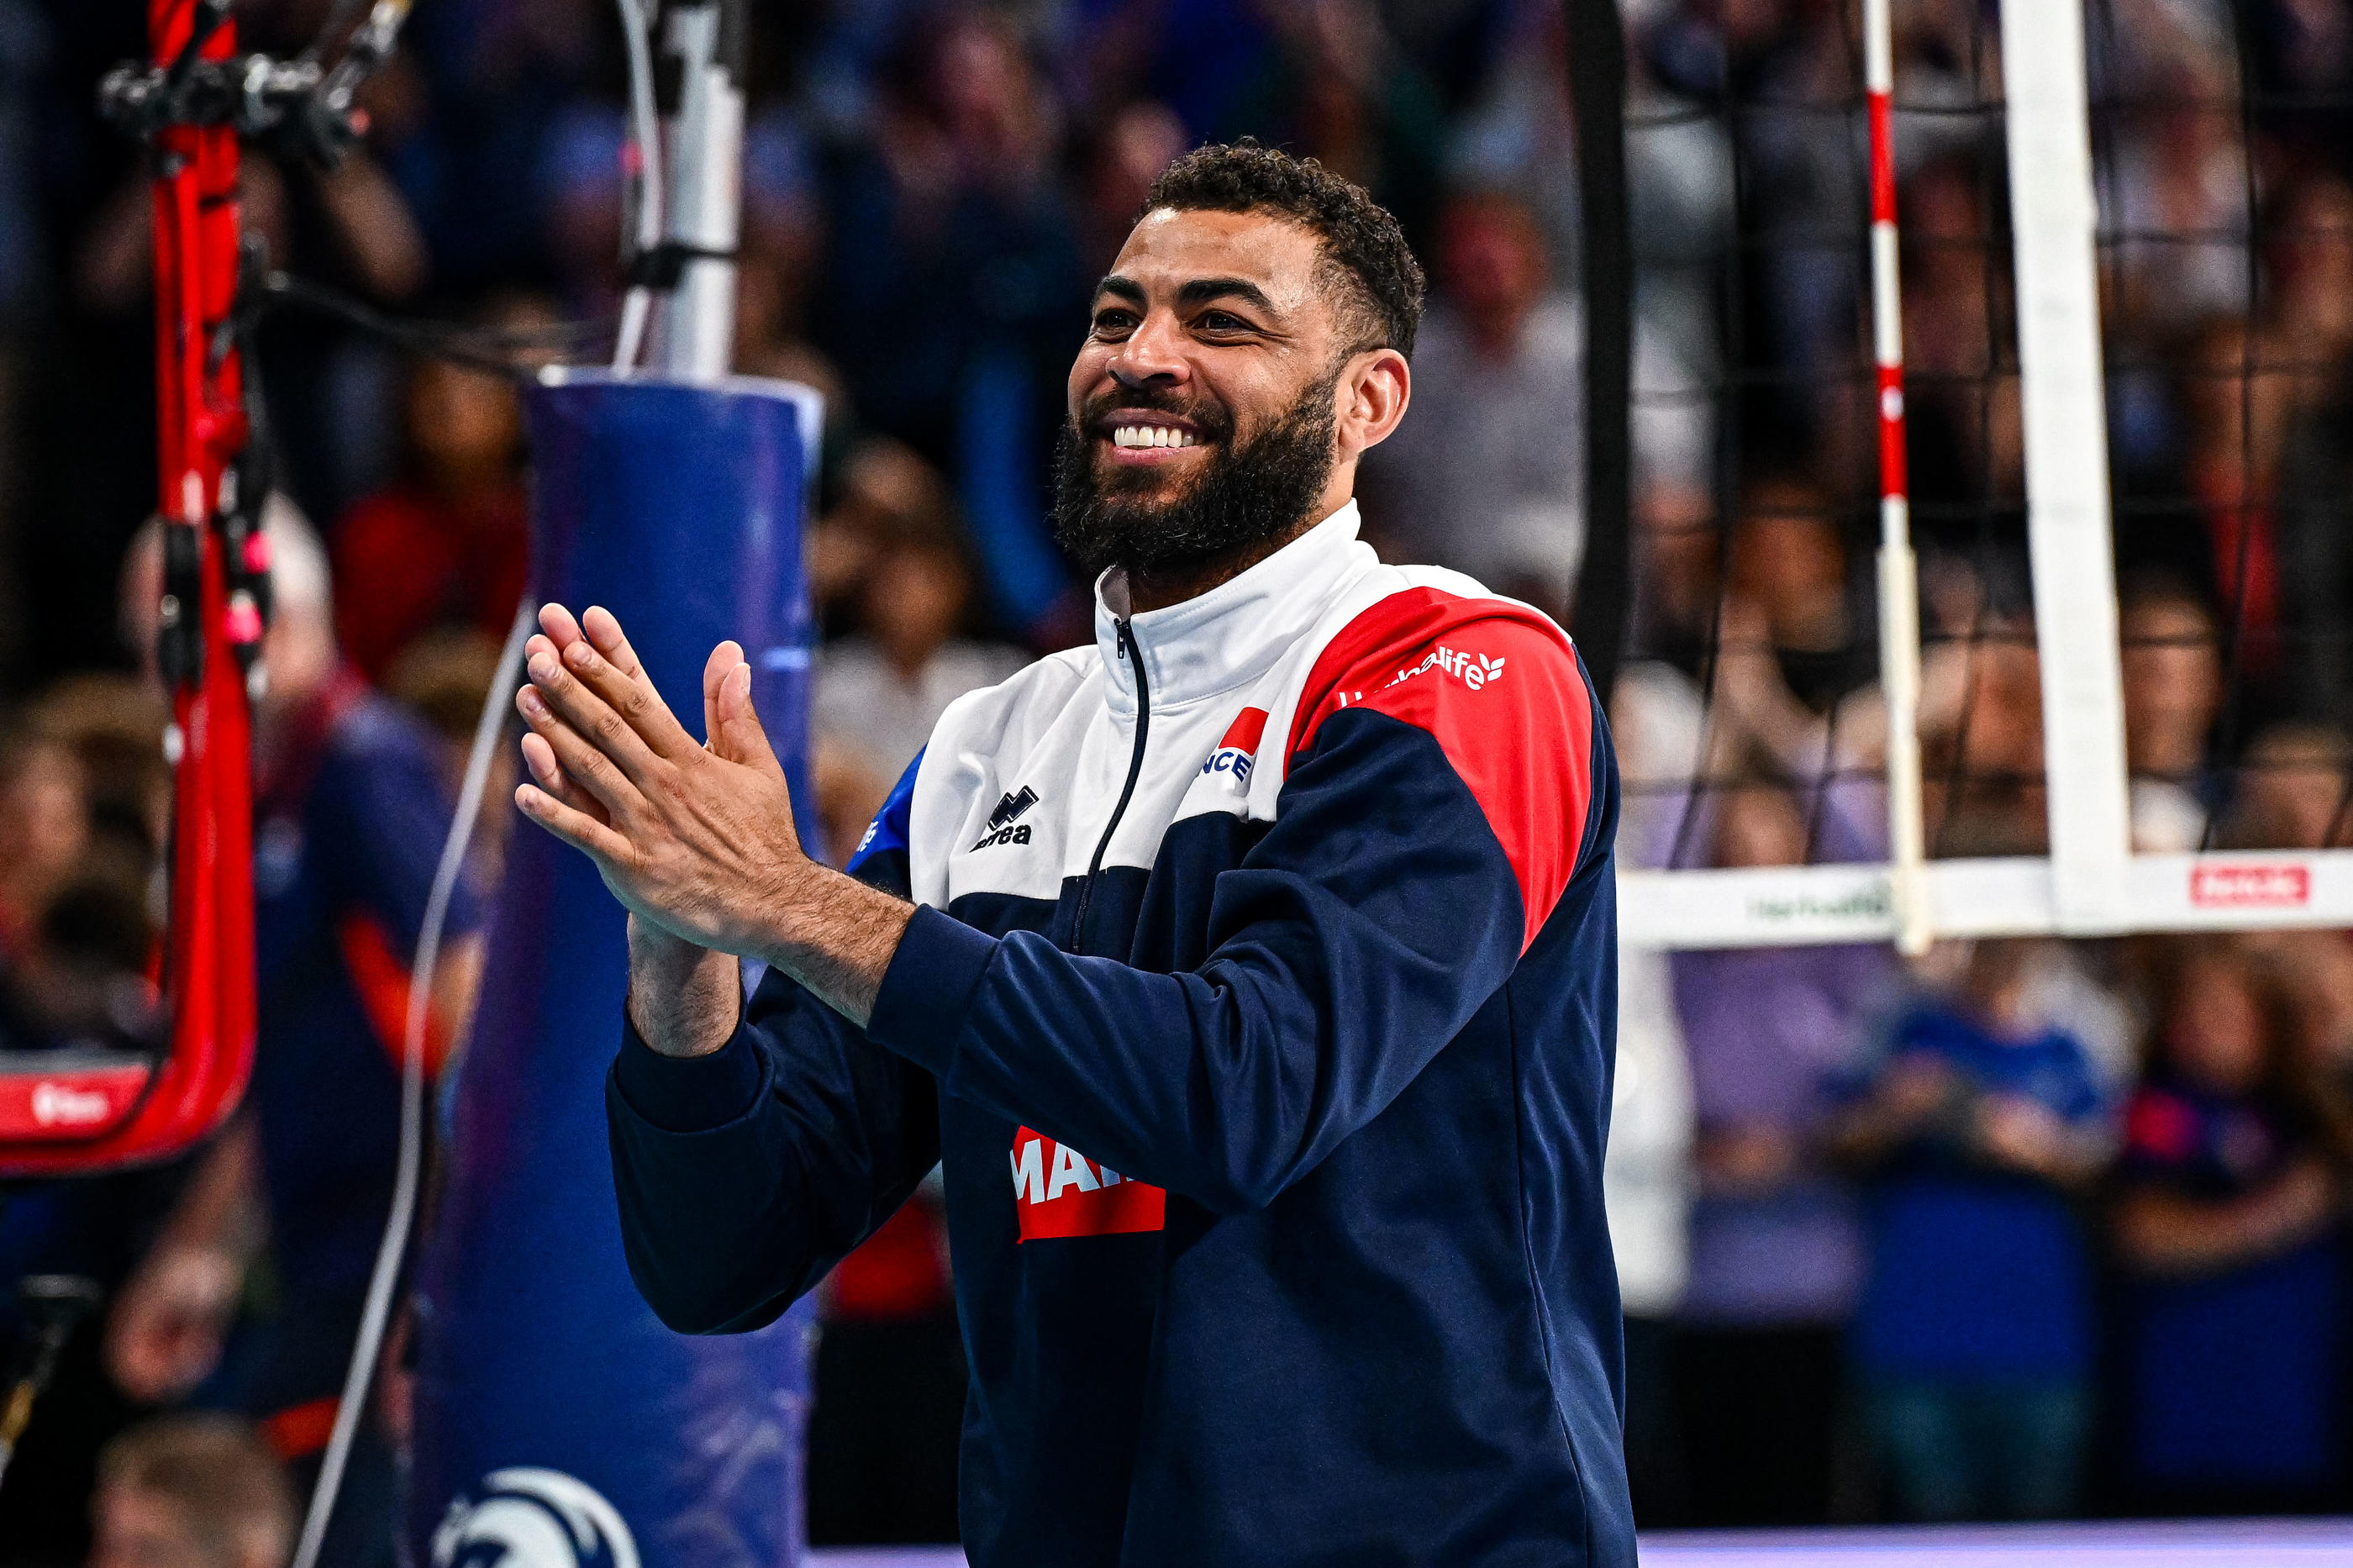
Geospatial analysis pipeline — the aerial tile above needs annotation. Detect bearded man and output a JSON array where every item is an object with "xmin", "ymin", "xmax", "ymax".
[{"xmin": 513, "ymin": 143, "xmax": 1630, "ymax": 1566}]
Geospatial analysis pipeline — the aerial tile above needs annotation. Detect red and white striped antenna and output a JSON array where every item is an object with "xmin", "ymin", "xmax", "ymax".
[{"xmin": 1865, "ymin": 0, "xmax": 1933, "ymax": 955}]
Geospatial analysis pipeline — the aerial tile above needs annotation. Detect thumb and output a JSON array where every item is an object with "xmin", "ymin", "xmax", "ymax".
[{"xmin": 713, "ymin": 661, "xmax": 786, "ymax": 781}]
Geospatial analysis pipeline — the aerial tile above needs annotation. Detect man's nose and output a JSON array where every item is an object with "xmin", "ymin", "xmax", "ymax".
[{"xmin": 1107, "ymin": 313, "xmax": 1189, "ymax": 389}]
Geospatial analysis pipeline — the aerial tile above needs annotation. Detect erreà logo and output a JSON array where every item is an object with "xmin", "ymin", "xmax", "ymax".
[
  {"xmin": 971, "ymin": 786, "xmax": 1039, "ymax": 850},
  {"xmin": 1008, "ymin": 1127, "xmax": 1166, "ymax": 1241},
  {"xmin": 1200, "ymin": 707, "xmax": 1270, "ymax": 792}
]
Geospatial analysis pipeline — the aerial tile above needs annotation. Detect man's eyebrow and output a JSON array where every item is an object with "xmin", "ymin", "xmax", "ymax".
[
  {"xmin": 1176, "ymin": 276, "xmax": 1278, "ymax": 315},
  {"xmin": 1093, "ymin": 276, "xmax": 1145, "ymax": 306}
]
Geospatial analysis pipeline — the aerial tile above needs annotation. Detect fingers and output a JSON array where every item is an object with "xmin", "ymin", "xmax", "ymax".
[
  {"xmin": 546, "ymin": 602, "xmax": 655, "ymax": 688},
  {"xmin": 515, "ymin": 723, "xmax": 611, "ymax": 826},
  {"xmin": 515, "ymin": 779, "xmax": 637, "ymax": 863},
  {"xmin": 524, "ymin": 639, "xmax": 670, "ymax": 788},
  {"xmin": 517, "ymin": 676, "xmax": 646, "ymax": 816},
  {"xmin": 546, "ymin": 629, "xmax": 701, "ymax": 766},
  {"xmin": 583, "ymin": 605, "xmax": 653, "ymax": 681},
  {"xmin": 703, "ymin": 640, "xmax": 745, "ymax": 749},
  {"xmin": 539, "ymin": 602, "xmax": 587, "ymax": 654},
  {"xmin": 713, "ymin": 658, "xmax": 787, "ymax": 781}
]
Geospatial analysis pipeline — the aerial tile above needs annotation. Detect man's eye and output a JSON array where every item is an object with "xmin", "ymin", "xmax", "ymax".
[
  {"xmin": 1198, "ymin": 311, "xmax": 1250, "ymax": 333},
  {"xmin": 1093, "ymin": 310, "xmax": 1138, "ymax": 336}
]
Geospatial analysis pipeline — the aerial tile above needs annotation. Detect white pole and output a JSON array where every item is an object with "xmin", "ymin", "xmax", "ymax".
[{"xmin": 1999, "ymin": 0, "xmax": 2135, "ymax": 932}]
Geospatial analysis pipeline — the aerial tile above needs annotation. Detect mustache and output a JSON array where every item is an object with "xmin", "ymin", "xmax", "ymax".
[{"xmin": 1077, "ymin": 385, "xmax": 1234, "ymax": 444}]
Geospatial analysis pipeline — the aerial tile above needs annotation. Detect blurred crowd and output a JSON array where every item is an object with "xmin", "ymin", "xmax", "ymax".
[
  {"xmin": 0, "ymin": 0, "xmax": 2346, "ymax": 1559},
  {"xmin": 1601, "ymin": 0, "xmax": 2353, "ymax": 1531}
]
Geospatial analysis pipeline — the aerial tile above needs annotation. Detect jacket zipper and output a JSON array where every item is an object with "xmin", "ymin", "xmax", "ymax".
[{"xmin": 1071, "ymin": 617, "xmax": 1150, "ymax": 954}]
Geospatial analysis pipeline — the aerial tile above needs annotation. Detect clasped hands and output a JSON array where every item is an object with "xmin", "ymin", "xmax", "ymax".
[
  {"xmin": 512, "ymin": 602, "xmax": 809, "ymax": 960},
  {"xmin": 514, "ymin": 602, "xmax": 913, "ymax": 1031}
]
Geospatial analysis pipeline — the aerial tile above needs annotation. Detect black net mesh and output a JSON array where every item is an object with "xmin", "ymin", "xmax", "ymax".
[{"xmin": 1613, "ymin": 0, "xmax": 2353, "ymax": 890}]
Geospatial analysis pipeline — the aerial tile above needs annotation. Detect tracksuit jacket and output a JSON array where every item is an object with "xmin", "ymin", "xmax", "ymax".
[{"xmin": 606, "ymin": 502, "xmax": 1634, "ymax": 1566}]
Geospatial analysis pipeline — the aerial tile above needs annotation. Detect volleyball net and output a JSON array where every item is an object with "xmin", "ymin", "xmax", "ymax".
[{"xmin": 1613, "ymin": 0, "xmax": 2353, "ymax": 950}]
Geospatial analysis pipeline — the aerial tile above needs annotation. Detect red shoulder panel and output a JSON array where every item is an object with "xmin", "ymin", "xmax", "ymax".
[{"xmin": 1288, "ymin": 587, "xmax": 1596, "ymax": 951}]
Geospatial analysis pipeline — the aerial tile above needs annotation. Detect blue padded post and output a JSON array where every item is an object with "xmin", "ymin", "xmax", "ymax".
[{"xmin": 410, "ymin": 373, "xmax": 821, "ymax": 1568}]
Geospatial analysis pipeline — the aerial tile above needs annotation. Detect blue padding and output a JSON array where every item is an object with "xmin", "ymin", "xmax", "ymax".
[{"xmin": 411, "ymin": 374, "xmax": 820, "ymax": 1567}]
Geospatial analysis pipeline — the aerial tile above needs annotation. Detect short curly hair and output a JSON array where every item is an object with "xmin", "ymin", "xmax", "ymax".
[{"xmin": 1141, "ymin": 139, "xmax": 1426, "ymax": 360}]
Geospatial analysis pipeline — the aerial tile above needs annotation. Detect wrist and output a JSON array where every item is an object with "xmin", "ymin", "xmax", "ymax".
[{"xmin": 626, "ymin": 919, "xmax": 740, "ymax": 1058}]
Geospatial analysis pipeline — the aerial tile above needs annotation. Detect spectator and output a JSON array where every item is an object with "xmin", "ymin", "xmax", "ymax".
[
  {"xmin": 0, "ymin": 722, "xmax": 87, "ymax": 955},
  {"xmin": 1725, "ymin": 476, "xmax": 1874, "ymax": 717},
  {"xmin": 1835, "ymin": 935, "xmax": 2113, "ymax": 1522},
  {"xmin": 108, "ymin": 500, "xmax": 482, "ymax": 1568},
  {"xmin": 381, "ymin": 628, "xmax": 521, "ymax": 889},
  {"xmin": 2103, "ymin": 46, "xmax": 2250, "ymax": 336},
  {"xmin": 812, "ymin": 506, "xmax": 1025, "ymax": 848},
  {"xmin": 1360, "ymin": 189, "xmax": 1584, "ymax": 611},
  {"xmin": 88, "ymin": 1414, "xmax": 295, "ymax": 1568},
  {"xmin": 1074, "ymin": 101, "xmax": 1190, "ymax": 276},
  {"xmin": 810, "ymin": 6, "xmax": 1081, "ymax": 466},
  {"xmin": 2224, "ymin": 722, "xmax": 2353, "ymax": 849},
  {"xmin": 2177, "ymin": 318, "xmax": 2299, "ymax": 707},
  {"xmin": 2112, "ymin": 941, "xmax": 2346, "ymax": 1513},
  {"xmin": 808, "ymin": 7, "xmax": 1086, "ymax": 639},
  {"xmin": 2119, "ymin": 576, "xmax": 2223, "ymax": 850},
  {"xmin": 26, "ymin": 675, "xmax": 171, "ymax": 870},
  {"xmin": 331, "ymin": 345, "xmax": 531, "ymax": 682},
  {"xmin": 1670, "ymin": 781, "xmax": 1892, "ymax": 1526}
]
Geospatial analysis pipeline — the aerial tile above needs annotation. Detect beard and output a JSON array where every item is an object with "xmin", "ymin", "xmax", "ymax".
[{"xmin": 1050, "ymin": 371, "xmax": 1340, "ymax": 579}]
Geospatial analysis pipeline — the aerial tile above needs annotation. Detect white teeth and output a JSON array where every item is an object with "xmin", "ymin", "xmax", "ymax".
[{"xmin": 1110, "ymin": 425, "xmax": 1196, "ymax": 450}]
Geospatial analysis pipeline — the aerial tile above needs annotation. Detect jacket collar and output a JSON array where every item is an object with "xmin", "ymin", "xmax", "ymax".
[{"xmin": 1094, "ymin": 500, "xmax": 1376, "ymax": 716}]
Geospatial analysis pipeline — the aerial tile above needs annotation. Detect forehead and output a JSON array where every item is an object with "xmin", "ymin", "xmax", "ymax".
[{"xmin": 1108, "ymin": 208, "xmax": 1327, "ymax": 314}]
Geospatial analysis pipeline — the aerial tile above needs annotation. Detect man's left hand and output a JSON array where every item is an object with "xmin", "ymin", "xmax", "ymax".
[{"xmin": 513, "ymin": 602, "xmax": 807, "ymax": 956}]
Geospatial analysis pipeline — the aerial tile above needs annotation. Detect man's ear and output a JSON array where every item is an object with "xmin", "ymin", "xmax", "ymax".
[{"xmin": 1336, "ymin": 347, "xmax": 1411, "ymax": 460}]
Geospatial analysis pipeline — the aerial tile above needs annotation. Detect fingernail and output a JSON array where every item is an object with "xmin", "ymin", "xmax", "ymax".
[
  {"xmin": 528, "ymin": 653, "xmax": 555, "ymax": 682},
  {"xmin": 519, "ymin": 687, "xmax": 547, "ymax": 718},
  {"xmin": 564, "ymin": 641, "xmax": 593, "ymax": 666}
]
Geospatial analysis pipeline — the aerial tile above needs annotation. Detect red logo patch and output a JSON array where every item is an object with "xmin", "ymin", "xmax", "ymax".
[
  {"xmin": 1008, "ymin": 1128, "xmax": 1166, "ymax": 1241},
  {"xmin": 2189, "ymin": 863, "xmax": 2311, "ymax": 909},
  {"xmin": 1217, "ymin": 707, "xmax": 1270, "ymax": 755},
  {"xmin": 1200, "ymin": 706, "xmax": 1271, "ymax": 791}
]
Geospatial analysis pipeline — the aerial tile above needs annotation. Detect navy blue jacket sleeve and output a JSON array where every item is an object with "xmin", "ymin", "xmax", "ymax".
[
  {"xmin": 605, "ymin": 753, "xmax": 934, "ymax": 1334},
  {"xmin": 866, "ymin": 617, "xmax": 1603, "ymax": 1214}
]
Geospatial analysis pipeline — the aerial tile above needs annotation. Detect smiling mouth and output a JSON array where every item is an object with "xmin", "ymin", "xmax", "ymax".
[{"xmin": 1108, "ymin": 424, "xmax": 1201, "ymax": 450}]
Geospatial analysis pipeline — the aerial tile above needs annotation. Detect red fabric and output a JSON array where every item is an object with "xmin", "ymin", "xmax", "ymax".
[
  {"xmin": 336, "ymin": 912, "xmax": 452, "ymax": 1079},
  {"xmin": 1217, "ymin": 706, "xmax": 1270, "ymax": 755},
  {"xmin": 1008, "ymin": 1127, "xmax": 1166, "ymax": 1241},
  {"xmin": 260, "ymin": 1397, "xmax": 340, "ymax": 1460},
  {"xmin": 332, "ymin": 481, "xmax": 529, "ymax": 680},
  {"xmin": 829, "ymin": 1194, "xmax": 954, "ymax": 1319},
  {"xmin": 1288, "ymin": 588, "xmax": 1595, "ymax": 952},
  {"xmin": 2126, "ymin": 1088, "xmax": 2201, "ymax": 1163},
  {"xmin": 2194, "ymin": 464, "xmax": 2280, "ymax": 673}
]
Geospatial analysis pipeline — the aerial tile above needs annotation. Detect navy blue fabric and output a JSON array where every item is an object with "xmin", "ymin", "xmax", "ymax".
[
  {"xmin": 2117, "ymin": 1076, "xmax": 2345, "ymax": 1486},
  {"xmin": 608, "ymin": 701, "xmax": 1629, "ymax": 1565},
  {"xmin": 1850, "ymin": 1008, "xmax": 2106, "ymax": 1379},
  {"xmin": 847, "ymin": 747, "xmax": 924, "ymax": 878},
  {"xmin": 2125, "ymin": 1236, "xmax": 2343, "ymax": 1485},
  {"xmin": 252, "ymin": 692, "xmax": 479, "ymax": 1309}
]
